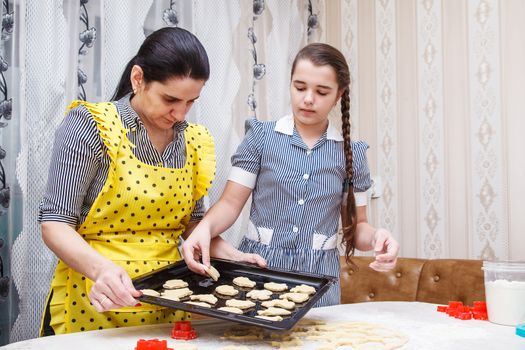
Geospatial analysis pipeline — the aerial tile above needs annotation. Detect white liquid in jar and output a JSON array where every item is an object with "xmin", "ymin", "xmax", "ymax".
[{"xmin": 485, "ymin": 279, "xmax": 525, "ymax": 326}]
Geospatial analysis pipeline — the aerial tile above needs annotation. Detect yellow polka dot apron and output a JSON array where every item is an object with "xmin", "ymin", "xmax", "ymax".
[{"xmin": 40, "ymin": 101, "xmax": 215, "ymax": 334}]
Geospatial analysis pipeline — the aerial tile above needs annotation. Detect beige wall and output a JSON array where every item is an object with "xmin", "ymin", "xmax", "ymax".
[{"xmin": 324, "ymin": 0, "xmax": 525, "ymax": 260}]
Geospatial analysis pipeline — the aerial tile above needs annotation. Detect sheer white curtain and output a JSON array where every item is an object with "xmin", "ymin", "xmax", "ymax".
[
  {"xmin": 6, "ymin": 0, "xmax": 320, "ymax": 343},
  {"xmin": 11, "ymin": 0, "xmax": 77, "ymax": 342},
  {"xmin": 10, "ymin": 0, "xmax": 154, "ymax": 342}
]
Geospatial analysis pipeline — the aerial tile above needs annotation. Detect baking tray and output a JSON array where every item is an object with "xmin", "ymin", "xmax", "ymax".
[{"xmin": 132, "ymin": 258, "xmax": 336, "ymax": 331}]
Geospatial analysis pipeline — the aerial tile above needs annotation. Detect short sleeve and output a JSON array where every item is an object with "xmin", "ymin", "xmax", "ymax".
[
  {"xmin": 351, "ymin": 140, "xmax": 372, "ymax": 192},
  {"xmin": 190, "ymin": 197, "xmax": 205, "ymax": 221},
  {"xmin": 228, "ymin": 118, "xmax": 265, "ymax": 188},
  {"xmin": 38, "ymin": 105, "xmax": 102, "ymax": 225}
]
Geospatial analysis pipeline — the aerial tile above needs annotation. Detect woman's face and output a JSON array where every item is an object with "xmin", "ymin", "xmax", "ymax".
[
  {"xmin": 132, "ymin": 70, "xmax": 205, "ymax": 130},
  {"xmin": 290, "ymin": 59, "xmax": 341, "ymax": 128}
]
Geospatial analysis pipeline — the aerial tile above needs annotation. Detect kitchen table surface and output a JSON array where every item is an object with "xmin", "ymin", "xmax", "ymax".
[{"xmin": 2, "ymin": 301, "xmax": 523, "ymax": 349}]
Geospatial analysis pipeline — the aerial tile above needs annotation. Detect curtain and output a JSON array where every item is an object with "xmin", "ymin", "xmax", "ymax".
[{"xmin": 0, "ymin": 0, "xmax": 18, "ymax": 346}]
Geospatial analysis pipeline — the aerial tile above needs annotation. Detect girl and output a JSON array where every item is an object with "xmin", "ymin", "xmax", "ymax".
[{"xmin": 182, "ymin": 43, "xmax": 399, "ymax": 306}]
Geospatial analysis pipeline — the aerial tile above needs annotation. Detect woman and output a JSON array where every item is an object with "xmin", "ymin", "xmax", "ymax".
[
  {"xmin": 182, "ymin": 43, "xmax": 399, "ymax": 306},
  {"xmin": 39, "ymin": 27, "xmax": 215, "ymax": 334}
]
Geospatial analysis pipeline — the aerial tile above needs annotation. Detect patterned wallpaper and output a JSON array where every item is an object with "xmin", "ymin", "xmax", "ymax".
[{"xmin": 331, "ymin": 0, "xmax": 523, "ymax": 260}]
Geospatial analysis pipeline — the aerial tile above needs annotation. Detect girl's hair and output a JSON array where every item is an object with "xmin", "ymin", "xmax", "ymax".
[
  {"xmin": 111, "ymin": 27, "xmax": 210, "ymax": 100},
  {"xmin": 291, "ymin": 43, "xmax": 357, "ymax": 264}
]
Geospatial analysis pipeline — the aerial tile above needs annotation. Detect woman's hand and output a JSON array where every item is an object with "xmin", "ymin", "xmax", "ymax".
[
  {"xmin": 88, "ymin": 262, "xmax": 142, "ymax": 312},
  {"xmin": 181, "ymin": 223, "xmax": 212, "ymax": 275},
  {"xmin": 368, "ymin": 228, "xmax": 399, "ymax": 272}
]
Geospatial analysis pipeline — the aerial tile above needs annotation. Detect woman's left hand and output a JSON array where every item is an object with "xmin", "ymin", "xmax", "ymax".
[{"xmin": 368, "ymin": 228, "xmax": 399, "ymax": 272}]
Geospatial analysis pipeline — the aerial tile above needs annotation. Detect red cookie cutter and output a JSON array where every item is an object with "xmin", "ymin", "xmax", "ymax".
[
  {"xmin": 135, "ymin": 338, "xmax": 173, "ymax": 350},
  {"xmin": 171, "ymin": 321, "xmax": 197, "ymax": 340},
  {"xmin": 436, "ymin": 301, "xmax": 488, "ymax": 321}
]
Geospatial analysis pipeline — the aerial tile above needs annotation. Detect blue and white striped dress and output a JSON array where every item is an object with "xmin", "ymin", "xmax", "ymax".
[{"xmin": 229, "ymin": 116, "xmax": 371, "ymax": 306}]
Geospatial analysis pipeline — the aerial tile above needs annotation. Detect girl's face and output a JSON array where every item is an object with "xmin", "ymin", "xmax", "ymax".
[
  {"xmin": 132, "ymin": 67, "xmax": 205, "ymax": 131},
  {"xmin": 290, "ymin": 59, "xmax": 341, "ymax": 128}
]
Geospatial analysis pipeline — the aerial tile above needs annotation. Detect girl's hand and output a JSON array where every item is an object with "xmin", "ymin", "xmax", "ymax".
[
  {"xmin": 89, "ymin": 262, "xmax": 141, "ymax": 312},
  {"xmin": 235, "ymin": 251, "xmax": 267, "ymax": 268},
  {"xmin": 368, "ymin": 228, "xmax": 399, "ymax": 272},
  {"xmin": 209, "ymin": 236, "xmax": 267, "ymax": 268}
]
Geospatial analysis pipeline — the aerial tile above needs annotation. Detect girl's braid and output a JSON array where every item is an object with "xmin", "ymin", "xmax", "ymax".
[{"xmin": 340, "ymin": 88, "xmax": 357, "ymax": 264}]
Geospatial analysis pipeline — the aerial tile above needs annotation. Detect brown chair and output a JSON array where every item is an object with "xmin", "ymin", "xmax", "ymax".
[{"xmin": 340, "ymin": 256, "xmax": 485, "ymax": 306}]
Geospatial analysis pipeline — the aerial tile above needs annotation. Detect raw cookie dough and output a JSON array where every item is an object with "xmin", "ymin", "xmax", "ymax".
[
  {"xmin": 140, "ymin": 289, "xmax": 160, "ymax": 297},
  {"xmin": 159, "ymin": 294, "xmax": 179, "ymax": 301},
  {"xmin": 190, "ymin": 294, "xmax": 218, "ymax": 305},
  {"xmin": 233, "ymin": 276, "xmax": 257, "ymax": 288},
  {"xmin": 161, "ymin": 287, "xmax": 193, "ymax": 299},
  {"xmin": 279, "ymin": 292, "xmax": 309, "ymax": 303},
  {"xmin": 184, "ymin": 301, "xmax": 212, "ymax": 308},
  {"xmin": 203, "ymin": 264, "xmax": 220, "ymax": 281},
  {"xmin": 255, "ymin": 315, "xmax": 284, "ymax": 322},
  {"xmin": 305, "ymin": 321, "xmax": 409, "ymax": 350},
  {"xmin": 246, "ymin": 289, "xmax": 273, "ymax": 301},
  {"xmin": 162, "ymin": 279, "xmax": 188, "ymax": 289},
  {"xmin": 264, "ymin": 282, "xmax": 288, "ymax": 292},
  {"xmin": 257, "ymin": 307, "xmax": 292, "ymax": 316},
  {"xmin": 215, "ymin": 285, "xmax": 239, "ymax": 296},
  {"xmin": 221, "ymin": 319, "xmax": 408, "ymax": 350},
  {"xmin": 218, "ymin": 306, "xmax": 244, "ymax": 314},
  {"xmin": 261, "ymin": 299, "xmax": 295, "ymax": 310},
  {"xmin": 225, "ymin": 299, "xmax": 256, "ymax": 309},
  {"xmin": 290, "ymin": 284, "xmax": 316, "ymax": 295}
]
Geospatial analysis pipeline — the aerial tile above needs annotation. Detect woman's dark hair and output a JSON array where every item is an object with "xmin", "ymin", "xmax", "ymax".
[
  {"xmin": 111, "ymin": 27, "xmax": 210, "ymax": 100},
  {"xmin": 291, "ymin": 43, "xmax": 356, "ymax": 264}
]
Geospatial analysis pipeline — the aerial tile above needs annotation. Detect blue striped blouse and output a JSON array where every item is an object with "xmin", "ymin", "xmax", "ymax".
[
  {"xmin": 38, "ymin": 94, "xmax": 204, "ymax": 227},
  {"xmin": 229, "ymin": 116, "xmax": 372, "ymax": 306}
]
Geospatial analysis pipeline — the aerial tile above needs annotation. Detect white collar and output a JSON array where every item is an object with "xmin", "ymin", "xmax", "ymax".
[{"xmin": 274, "ymin": 115, "xmax": 343, "ymax": 141}]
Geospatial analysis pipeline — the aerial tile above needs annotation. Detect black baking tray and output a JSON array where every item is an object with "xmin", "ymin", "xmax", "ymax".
[{"xmin": 132, "ymin": 258, "xmax": 336, "ymax": 331}]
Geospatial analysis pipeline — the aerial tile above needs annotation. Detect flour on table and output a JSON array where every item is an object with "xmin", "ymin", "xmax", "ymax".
[{"xmin": 221, "ymin": 319, "xmax": 408, "ymax": 350}]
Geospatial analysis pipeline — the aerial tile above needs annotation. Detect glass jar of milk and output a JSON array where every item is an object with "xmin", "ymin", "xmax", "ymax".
[{"xmin": 483, "ymin": 261, "xmax": 525, "ymax": 326}]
